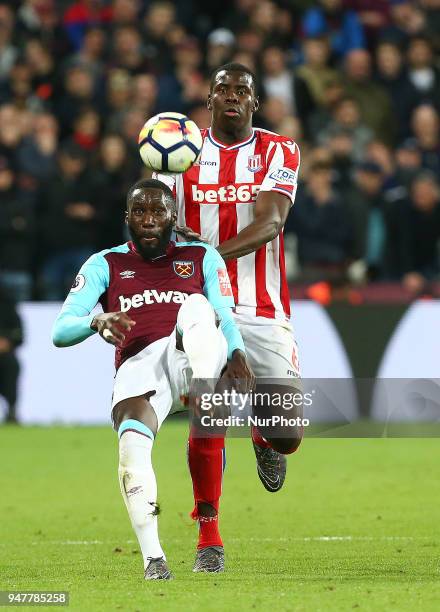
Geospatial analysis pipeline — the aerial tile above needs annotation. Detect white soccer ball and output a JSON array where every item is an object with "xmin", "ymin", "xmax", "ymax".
[{"xmin": 138, "ymin": 112, "xmax": 203, "ymax": 174}]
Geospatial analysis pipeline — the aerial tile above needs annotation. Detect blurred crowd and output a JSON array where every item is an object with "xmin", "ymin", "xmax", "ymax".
[{"xmin": 0, "ymin": 0, "xmax": 440, "ymax": 301}]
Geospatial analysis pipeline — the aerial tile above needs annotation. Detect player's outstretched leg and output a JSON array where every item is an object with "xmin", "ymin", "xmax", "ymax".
[
  {"xmin": 116, "ymin": 409, "xmax": 173, "ymax": 580},
  {"xmin": 177, "ymin": 294, "xmax": 228, "ymax": 572}
]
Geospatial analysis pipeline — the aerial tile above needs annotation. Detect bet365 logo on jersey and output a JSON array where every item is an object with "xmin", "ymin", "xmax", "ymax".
[{"xmin": 191, "ymin": 184, "xmax": 259, "ymax": 204}]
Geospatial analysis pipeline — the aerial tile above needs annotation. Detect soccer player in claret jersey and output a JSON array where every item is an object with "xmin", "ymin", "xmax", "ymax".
[
  {"xmin": 156, "ymin": 63, "xmax": 303, "ymax": 571},
  {"xmin": 52, "ymin": 179, "xmax": 254, "ymax": 580}
]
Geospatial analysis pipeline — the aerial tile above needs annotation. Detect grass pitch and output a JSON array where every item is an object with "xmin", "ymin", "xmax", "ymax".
[{"xmin": 0, "ymin": 422, "xmax": 439, "ymax": 611}]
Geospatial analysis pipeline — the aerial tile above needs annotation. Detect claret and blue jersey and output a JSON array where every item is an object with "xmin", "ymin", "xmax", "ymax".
[{"xmin": 52, "ymin": 240, "xmax": 245, "ymax": 369}]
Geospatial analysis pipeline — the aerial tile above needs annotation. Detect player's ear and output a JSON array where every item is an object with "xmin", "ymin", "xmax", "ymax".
[
  {"xmin": 252, "ymin": 97, "xmax": 259, "ymax": 113},
  {"xmin": 124, "ymin": 211, "xmax": 128, "ymax": 224},
  {"xmin": 207, "ymin": 94, "xmax": 212, "ymax": 111}
]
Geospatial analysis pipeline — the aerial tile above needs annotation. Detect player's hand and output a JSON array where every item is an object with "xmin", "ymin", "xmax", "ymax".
[
  {"xmin": 91, "ymin": 311, "xmax": 136, "ymax": 346},
  {"xmin": 175, "ymin": 225, "xmax": 207, "ymax": 242},
  {"xmin": 224, "ymin": 349, "xmax": 256, "ymax": 393}
]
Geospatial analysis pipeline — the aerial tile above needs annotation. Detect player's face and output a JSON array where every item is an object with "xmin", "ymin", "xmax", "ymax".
[
  {"xmin": 126, "ymin": 188, "xmax": 176, "ymax": 260},
  {"xmin": 208, "ymin": 71, "xmax": 258, "ymax": 134}
]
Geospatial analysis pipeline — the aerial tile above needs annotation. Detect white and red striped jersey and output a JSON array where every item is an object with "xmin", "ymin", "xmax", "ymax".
[{"xmin": 157, "ymin": 127, "xmax": 300, "ymax": 322}]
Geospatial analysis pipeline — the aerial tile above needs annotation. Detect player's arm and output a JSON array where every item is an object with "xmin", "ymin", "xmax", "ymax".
[
  {"xmin": 218, "ymin": 140, "xmax": 300, "ymax": 261},
  {"xmin": 52, "ymin": 254, "xmax": 136, "ymax": 348},
  {"xmin": 202, "ymin": 247, "xmax": 255, "ymax": 390},
  {"xmin": 217, "ymin": 191, "xmax": 291, "ymax": 260}
]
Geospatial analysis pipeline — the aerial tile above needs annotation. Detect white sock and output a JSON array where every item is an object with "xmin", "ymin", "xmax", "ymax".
[
  {"xmin": 178, "ymin": 294, "xmax": 224, "ymax": 379},
  {"xmin": 118, "ymin": 430, "xmax": 164, "ymax": 567}
]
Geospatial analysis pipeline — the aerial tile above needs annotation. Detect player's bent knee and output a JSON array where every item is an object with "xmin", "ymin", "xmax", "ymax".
[{"xmin": 177, "ymin": 293, "xmax": 215, "ymax": 333}]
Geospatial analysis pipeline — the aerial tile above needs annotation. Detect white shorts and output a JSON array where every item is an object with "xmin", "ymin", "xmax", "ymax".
[
  {"xmin": 111, "ymin": 328, "xmax": 227, "ymax": 429},
  {"xmin": 233, "ymin": 315, "xmax": 301, "ymax": 381}
]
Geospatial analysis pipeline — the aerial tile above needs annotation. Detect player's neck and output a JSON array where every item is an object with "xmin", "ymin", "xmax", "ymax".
[{"xmin": 211, "ymin": 124, "xmax": 253, "ymax": 146}]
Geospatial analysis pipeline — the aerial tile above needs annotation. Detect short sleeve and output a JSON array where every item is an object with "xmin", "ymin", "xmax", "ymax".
[
  {"xmin": 63, "ymin": 252, "xmax": 110, "ymax": 315},
  {"xmin": 201, "ymin": 246, "xmax": 235, "ymax": 310},
  {"xmin": 259, "ymin": 140, "xmax": 300, "ymax": 205}
]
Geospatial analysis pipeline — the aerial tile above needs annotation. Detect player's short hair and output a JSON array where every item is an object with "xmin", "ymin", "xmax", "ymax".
[
  {"xmin": 126, "ymin": 178, "xmax": 176, "ymax": 211},
  {"xmin": 209, "ymin": 62, "xmax": 257, "ymax": 93}
]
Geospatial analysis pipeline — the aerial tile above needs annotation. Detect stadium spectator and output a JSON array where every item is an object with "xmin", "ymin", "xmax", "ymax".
[
  {"xmin": 384, "ymin": 0, "xmax": 427, "ymax": 47},
  {"xmin": 296, "ymin": 35, "xmax": 340, "ymax": 108},
  {"xmin": 0, "ymin": 4, "xmax": 18, "ymax": 84},
  {"xmin": 395, "ymin": 138, "xmax": 423, "ymax": 188},
  {"xmin": 375, "ymin": 40, "xmax": 418, "ymax": 139},
  {"xmin": 410, "ymin": 104, "xmax": 440, "ymax": 174},
  {"xmin": 261, "ymin": 46, "xmax": 316, "ymax": 131},
  {"xmin": 288, "ymin": 157, "xmax": 351, "ymax": 283},
  {"xmin": 206, "ymin": 28, "xmax": 235, "ymax": 72},
  {"xmin": 92, "ymin": 133, "xmax": 138, "ymax": 247},
  {"xmin": 343, "ymin": 48, "xmax": 394, "ymax": 144},
  {"xmin": 65, "ymin": 26, "xmax": 107, "ymax": 78},
  {"xmin": 16, "ymin": 0, "xmax": 60, "ymax": 41},
  {"xmin": 395, "ymin": 172, "xmax": 440, "ymax": 292},
  {"xmin": 131, "ymin": 74, "xmax": 159, "ymax": 118},
  {"xmin": 111, "ymin": 25, "xmax": 149, "ymax": 75},
  {"xmin": 17, "ymin": 111, "xmax": 58, "ymax": 196},
  {"xmin": 38, "ymin": 141, "xmax": 98, "ymax": 299},
  {"xmin": 111, "ymin": 0, "xmax": 140, "ymax": 26},
  {"xmin": 345, "ymin": 0, "xmax": 390, "ymax": 47},
  {"xmin": 235, "ymin": 27, "xmax": 265, "ymax": 57},
  {"xmin": 262, "ymin": 47, "xmax": 294, "ymax": 112},
  {"xmin": 406, "ymin": 35, "xmax": 440, "ymax": 111},
  {"xmin": 221, "ymin": 0, "xmax": 259, "ymax": 33},
  {"xmin": 63, "ymin": 0, "xmax": 112, "ymax": 51},
  {"xmin": 308, "ymin": 76, "xmax": 344, "ymax": 137},
  {"xmin": 0, "ymin": 155, "xmax": 35, "ymax": 301},
  {"xmin": 318, "ymin": 95, "xmax": 373, "ymax": 162},
  {"xmin": 23, "ymin": 38, "xmax": 56, "ymax": 107},
  {"xmin": 302, "ymin": 0, "xmax": 365, "ymax": 58},
  {"xmin": 4, "ymin": 61, "xmax": 39, "ymax": 111},
  {"xmin": 72, "ymin": 107, "xmax": 101, "ymax": 152},
  {"xmin": 0, "ymin": 104, "xmax": 26, "ymax": 163},
  {"xmin": 142, "ymin": 0, "xmax": 176, "ymax": 73},
  {"xmin": 105, "ymin": 68, "xmax": 132, "ymax": 127},
  {"xmin": 346, "ymin": 160, "xmax": 387, "ymax": 278},
  {"xmin": 420, "ymin": 0, "xmax": 440, "ymax": 51},
  {"xmin": 0, "ymin": 285, "xmax": 23, "ymax": 424},
  {"xmin": 54, "ymin": 65, "xmax": 100, "ymax": 139}
]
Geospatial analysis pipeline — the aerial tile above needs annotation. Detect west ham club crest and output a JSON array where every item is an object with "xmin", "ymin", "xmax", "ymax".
[
  {"xmin": 247, "ymin": 154, "xmax": 262, "ymax": 172},
  {"xmin": 173, "ymin": 260, "xmax": 194, "ymax": 278}
]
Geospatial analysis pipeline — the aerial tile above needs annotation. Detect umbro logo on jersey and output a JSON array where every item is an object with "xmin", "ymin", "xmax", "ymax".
[
  {"xmin": 173, "ymin": 260, "xmax": 194, "ymax": 278},
  {"xmin": 120, "ymin": 270, "xmax": 136, "ymax": 279},
  {"xmin": 247, "ymin": 154, "xmax": 262, "ymax": 172},
  {"xmin": 119, "ymin": 290, "xmax": 189, "ymax": 311}
]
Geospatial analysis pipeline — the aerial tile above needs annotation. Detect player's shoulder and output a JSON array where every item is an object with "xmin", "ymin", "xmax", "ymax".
[
  {"xmin": 254, "ymin": 127, "xmax": 297, "ymax": 147},
  {"xmin": 83, "ymin": 243, "xmax": 130, "ymax": 267}
]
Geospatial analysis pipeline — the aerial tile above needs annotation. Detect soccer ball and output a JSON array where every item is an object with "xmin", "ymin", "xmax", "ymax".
[{"xmin": 138, "ymin": 112, "xmax": 203, "ymax": 173}]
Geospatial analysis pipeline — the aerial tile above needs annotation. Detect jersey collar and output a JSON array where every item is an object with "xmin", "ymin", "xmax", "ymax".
[
  {"xmin": 208, "ymin": 127, "xmax": 256, "ymax": 150},
  {"xmin": 128, "ymin": 240, "xmax": 176, "ymax": 260}
]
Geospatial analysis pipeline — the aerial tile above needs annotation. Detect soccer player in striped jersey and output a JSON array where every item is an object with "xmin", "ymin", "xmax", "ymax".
[{"xmin": 156, "ymin": 63, "xmax": 303, "ymax": 573}]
